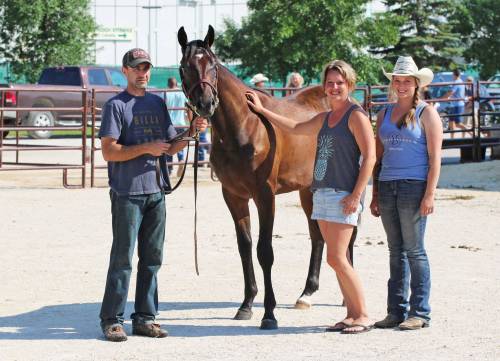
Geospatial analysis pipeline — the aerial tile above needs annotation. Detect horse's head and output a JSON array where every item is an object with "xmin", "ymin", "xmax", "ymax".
[{"xmin": 178, "ymin": 25, "xmax": 219, "ymax": 117}]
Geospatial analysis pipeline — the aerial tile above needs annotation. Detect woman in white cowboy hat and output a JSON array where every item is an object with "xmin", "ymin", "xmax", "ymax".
[
  {"xmin": 250, "ymin": 73, "xmax": 269, "ymax": 88},
  {"xmin": 370, "ymin": 56, "xmax": 443, "ymax": 330}
]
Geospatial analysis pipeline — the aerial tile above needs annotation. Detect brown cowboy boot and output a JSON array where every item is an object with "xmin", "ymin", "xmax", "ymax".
[{"xmin": 132, "ymin": 323, "xmax": 168, "ymax": 338}]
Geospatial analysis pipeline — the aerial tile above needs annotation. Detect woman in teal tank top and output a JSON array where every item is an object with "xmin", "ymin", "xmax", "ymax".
[
  {"xmin": 370, "ymin": 56, "xmax": 443, "ymax": 330},
  {"xmin": 246, "ymin": 60, "xmax": 376, "ymax": 334}
]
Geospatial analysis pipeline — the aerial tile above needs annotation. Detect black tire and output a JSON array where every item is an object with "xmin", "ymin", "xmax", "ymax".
[
  {"xmin": 439, "ymin": 111, "xmax": 449, "ymax": 130},
  {"xmin": 479, "ymin": 102, "xmax": 495, "ymax": 127},
  {"xmin": 27, "ymin": 111, "xmax": 55, "ymax": 139}
]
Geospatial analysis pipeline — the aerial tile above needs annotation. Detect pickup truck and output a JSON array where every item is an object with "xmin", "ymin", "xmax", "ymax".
[
  {"xmin": 1, "ymin": 66, "xmax": 128, "ymax": 139},
  {"xmin": 0, "ymin": 84, "xmax": 17, "ymax": 138}
]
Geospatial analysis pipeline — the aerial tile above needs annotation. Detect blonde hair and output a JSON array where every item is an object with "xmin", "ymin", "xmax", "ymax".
[
  {"xmin": 321, "ymin": 60, "xmax": 357, "ymax": 92},
  {"xmin": 389, "ymin": 76, "xmax": 421, "ymax": 128},
  {"xmin": 286, "ymin": 72, "xmax": 304, "ymax": 88}
]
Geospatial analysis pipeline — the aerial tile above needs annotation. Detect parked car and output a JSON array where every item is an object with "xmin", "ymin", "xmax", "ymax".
[
  {"xmin": 367, "ymin": 87, "xmax": 390, "ymax": 120},
  {"xmin": 3, "ymin": 66, "xmax": 127, "ymax": 139},
  {"xmin": 0, "ymin": 83, "xmax": 17, "ymax": 138},
  {"xmin": 429, "ymin": 72, "xmax": 499, "ymax": 127},
  {"xmin": 428, "ymin": 72, "xmax": 465, "ymax": 97},
  {"xmin": 484, "ymin": 73, "xmax": 500, "ymax": 106},
  {"xmin": 475, "ymin": 76, "xmax": 498, "ymax": 126}
]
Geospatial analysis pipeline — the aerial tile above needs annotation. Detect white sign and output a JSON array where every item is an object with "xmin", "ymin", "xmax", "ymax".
[{"xmin": 95, "ymin": 27, "xmax": 134, "ymax": 42}]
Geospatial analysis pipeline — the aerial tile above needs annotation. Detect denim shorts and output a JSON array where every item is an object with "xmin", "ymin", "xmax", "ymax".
[
  {"xmin": 311, "ymin": 188, "xmax": 363, "ymax": 226},
  {"xmin": 449, "ymin": 105, "xmax": 465, "ymax": 123}
]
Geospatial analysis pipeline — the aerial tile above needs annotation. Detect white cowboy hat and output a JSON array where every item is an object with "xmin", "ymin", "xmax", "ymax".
[
  {"xmin": 250, "ymin": 73, "xmax": 269, "ymax": 84},
  {"xmin": 383, "ymin": 56, "xmax": 434, "ymax": 87}
]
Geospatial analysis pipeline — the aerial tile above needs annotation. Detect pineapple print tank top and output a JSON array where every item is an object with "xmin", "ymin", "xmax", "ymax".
[{"xmin": 311, "ymin": 104, "xmax": 364, "ymax": 192}]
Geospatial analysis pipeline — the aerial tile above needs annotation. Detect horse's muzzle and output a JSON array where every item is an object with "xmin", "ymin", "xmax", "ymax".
[{"xmin": 195, "ymin": 97, "xmax": 218, "ymax": 117}]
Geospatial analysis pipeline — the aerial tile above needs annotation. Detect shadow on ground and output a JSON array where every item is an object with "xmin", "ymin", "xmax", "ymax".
[{"xmin": 0, "ymin": 301, "xmax": 327, "ymax": 340}]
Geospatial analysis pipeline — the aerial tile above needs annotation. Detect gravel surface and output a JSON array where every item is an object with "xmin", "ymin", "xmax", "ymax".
[{"xmin": 0, "ymin": 160, "xmax": 499, "ymax": 361}]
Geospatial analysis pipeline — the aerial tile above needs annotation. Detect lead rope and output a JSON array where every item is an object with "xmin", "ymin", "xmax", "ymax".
[
  {"xmin": 156, "ymin": 105, "xmax": 201, "ymax": 275},
  {"xmin": 185, "ymin": 102, "xmax": 201, "ymax": 276},
  {"xmin": 193, "ymin": 126, "xmax": 200, "ymax": 276}
]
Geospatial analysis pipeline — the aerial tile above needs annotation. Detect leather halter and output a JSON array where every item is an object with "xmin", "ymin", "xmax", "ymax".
[{"xmin": 181, "ymin": 62, "xmax": 219, "ymax": 115}]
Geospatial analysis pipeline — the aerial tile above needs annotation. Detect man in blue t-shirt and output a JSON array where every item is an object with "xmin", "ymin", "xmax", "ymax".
[
  {"xmin": 443, "ymin": 69, "xmax": 468, "ymax": 138},
  {"xmin": 98, "ymin": 48, "xmax": 207, "ymax": 342}
]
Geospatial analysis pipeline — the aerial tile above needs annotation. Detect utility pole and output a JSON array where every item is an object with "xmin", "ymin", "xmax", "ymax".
[{"xmin": 142, "ymin": 1, "xmax": 162, "ymax": 55}]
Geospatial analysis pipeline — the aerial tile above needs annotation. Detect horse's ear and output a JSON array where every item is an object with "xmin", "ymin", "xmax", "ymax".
[
  {"xmin": 178, "ymin": 26, "xmax": 188, "ymax": 49},
  {"xmin": 204, "ymin": 25, "xmax": 215, "ymax": 48}
]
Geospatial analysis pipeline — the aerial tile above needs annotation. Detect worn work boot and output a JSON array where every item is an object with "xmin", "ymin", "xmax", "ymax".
[
  {"xmin": 374, "ymin": 314, "xmax": 404, "ymax": 329},
  {"xmin": 132, "ymin": 323, "xmax": 168, "ymax": 338},
  {"xmin": 103, "ymin": 324, "xmax": 127, "ymax": 342},
  {"xmin": 398, "ymin": 317, "xmax": 429, "ymax": 330}
]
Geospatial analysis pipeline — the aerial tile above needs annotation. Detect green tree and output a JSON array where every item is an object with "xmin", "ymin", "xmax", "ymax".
[
  {"xmin": 0, "ymin": 0, "xmax": 96, "ymax": 82},
  {"xmin": 215, "ymin": 0, "xmax": 399, "ymax": 85},
  {"xmin": 370, "ymin": 0, "xmax": 464, "ymax": 70},
  {"xmin": 453, "ymin": 0, "xmax": 499, "ymax": 78}
]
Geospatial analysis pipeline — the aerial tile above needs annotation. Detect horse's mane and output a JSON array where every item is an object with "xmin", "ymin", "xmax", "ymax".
[
  {"xmin": 184, "ymin": 40, "xmax": 322, "ymax": 108},
  {"xmin": 213, "ymin": 62, "xmax": 272, "ymax": 98}
]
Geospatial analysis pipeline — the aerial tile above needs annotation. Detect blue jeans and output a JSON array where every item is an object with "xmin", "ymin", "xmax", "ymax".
[
  {"xmin": 99, "ymin": 190, "xmax": 166, "ymax": 329},
  {"xmin": 449, "ymin": 105, "xmax": 465, "ymax": 123},
  {"xmin": 378, "ymin": 180, "xmax": 431, "ymax": 321}
]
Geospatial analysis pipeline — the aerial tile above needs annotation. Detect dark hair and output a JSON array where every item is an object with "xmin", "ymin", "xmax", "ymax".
[
  {"xmin": 167, "ymin": 77, "xmax": 177, "ymax": 88},
  {"xmin": 453, "ymin": 69, "xmax": 461, "ymax": 77}
]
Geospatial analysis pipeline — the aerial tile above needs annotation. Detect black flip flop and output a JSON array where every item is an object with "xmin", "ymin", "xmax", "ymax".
[{"xmin": 326, "ymin": 321, "xmax": 352, "ymax": 332}]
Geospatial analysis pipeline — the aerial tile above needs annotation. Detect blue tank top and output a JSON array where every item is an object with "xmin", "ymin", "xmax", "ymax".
[
  {"xmin": 311, "ymin": 104, "xmax": 364, "ymax": 192},
  {"xmin": 378, "ymin": 102, "xmax": 429, "ymax": 181}
]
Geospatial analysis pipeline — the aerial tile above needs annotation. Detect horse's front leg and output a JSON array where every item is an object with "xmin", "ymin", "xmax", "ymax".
[
  {"xmin": 295, "ymin": 188, "xmax": 325, "ymax": 309},
  {"xmin": 254, "ymin": 187, "xmax": 278, "ymax": 330},
  {"xmin": 222, "ymin": 187, "xmax": 257, "ymax": 320}
]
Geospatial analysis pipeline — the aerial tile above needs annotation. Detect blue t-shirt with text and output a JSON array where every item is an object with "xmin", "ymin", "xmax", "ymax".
[
  {"xmin": 379, "ymin": 102, "xmax": 429, "ymax": 181},
  {"xmin": 99, "ymin": 91, "xmax": 177, "ymax": 195}
]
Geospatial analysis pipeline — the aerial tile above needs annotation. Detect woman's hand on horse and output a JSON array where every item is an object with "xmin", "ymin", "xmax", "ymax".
[{"xmin": 245, "ymin": 91, "xmax": 264, "ymax": 113}]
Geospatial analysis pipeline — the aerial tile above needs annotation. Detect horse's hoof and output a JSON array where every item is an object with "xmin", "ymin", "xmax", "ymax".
[
  {"xmin": 234, "ymin": 308, "xmax": 253, "ymax": 320},
  {"xmin": 260, "ymin": 318, "xmax": 278, "ymax": 330},
  {"xmin": 295, "ymin": 296, "xmax": 312, "ymax": 309}
]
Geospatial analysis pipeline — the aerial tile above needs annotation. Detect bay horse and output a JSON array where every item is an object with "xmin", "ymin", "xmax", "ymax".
[{"xmin": 178, "ymin": 25, "xmax": 356, "ymax": 329}]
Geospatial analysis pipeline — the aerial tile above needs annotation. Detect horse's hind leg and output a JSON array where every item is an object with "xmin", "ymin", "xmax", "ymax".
[
  {"xmin": 295, "ymin": 189, "xmax": 325, "ymax": 309},
  {"xmin": 253, "ymin": 187, "xmax": 278, "ymax": 330},
  {"xmin": 222, "ymin": 187, "xmax": 257, "ymax": 320}
]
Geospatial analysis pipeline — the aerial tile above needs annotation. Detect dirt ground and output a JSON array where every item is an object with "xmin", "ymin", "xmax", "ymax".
[{"xmin": 0, "ymin": 159, "xmax": 499, "ymax": 361}]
